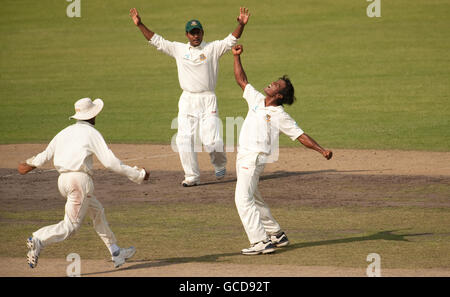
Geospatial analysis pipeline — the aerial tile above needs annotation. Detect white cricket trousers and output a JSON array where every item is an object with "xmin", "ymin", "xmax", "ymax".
[
  {"xmin": 33, "ymin": 172, "xmax": 117, "ymax": 250},
  {"xmin": 235, "ymin": 152, "xmax": 281, "ymax": 244},
  {"xmin": 176, "ymin": 91, "xmax": 227, "ymax": 182}
]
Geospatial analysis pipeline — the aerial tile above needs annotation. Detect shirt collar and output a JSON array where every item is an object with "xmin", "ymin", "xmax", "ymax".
[
  {"xmin": 188, "ymin": 41, "xmax": 206, "ymax": 50},
  {"xmin": 266, "ymin": 105, "xmax": 284, "ymax": 112}
]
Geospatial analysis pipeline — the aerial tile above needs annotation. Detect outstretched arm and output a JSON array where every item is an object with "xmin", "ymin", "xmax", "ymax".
[
  {"xmin": 297, "ymin": 133, "xmax": 333, "ymax": 160},
  {"xmin": 130, "ymin": 8, "xmax": 155, "ymax": 41},
  {"xmin": 19, "ymin": 137, "xmax": 57, "ymax": 174},
  {"xmin": 232, "ymin": 7, "xmax": 250, "ymax": 39},
  {"xmin": 90, "ymin": 130, "xmax": 148, "ymax": 184},
  {"xmin": 232, "ymin": 45, "xmax": 248, "ymax": 90}
]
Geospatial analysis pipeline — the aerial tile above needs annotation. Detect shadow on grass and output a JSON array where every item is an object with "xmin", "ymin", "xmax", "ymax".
[
  {"xmin": 81, "ymin": 229, "xmax": 431, "ymax": 276},
  {"xmin": 197, "ymin": 169, "xmax": 374, "ymax": 186},
  {"xmin": 276, "ymin": 229, "xmax": 431, "ymax": 255}
]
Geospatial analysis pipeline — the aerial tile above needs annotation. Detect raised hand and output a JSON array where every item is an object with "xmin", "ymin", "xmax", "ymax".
[
  {"xmin": 129, "ymin": 8, "xmax": 142, "ymax": 26},
  {"xmin": 237, "ymin": 7, "xmax": 250, "ymax": 25},
  {"xmin": 232, "ymin": 44, "xmax": 243, "ymax": 56}
]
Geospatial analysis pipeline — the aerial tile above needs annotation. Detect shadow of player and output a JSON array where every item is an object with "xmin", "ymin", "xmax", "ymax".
[
  {"xmin": 196, "ymin": 169, "xmax": 375, "ymax": 187},
  {"xmin": 81, "ymin": 229, "xmax": 431, "ymax": 276}
]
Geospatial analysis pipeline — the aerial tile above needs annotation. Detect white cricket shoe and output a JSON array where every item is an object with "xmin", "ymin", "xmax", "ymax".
[
  {"xmin": 241, "ymin": 240, "xmax": 276, "ymax": 255},
  {"xmin": 181, "ymin": 180, "xmax": 199, "ymax": 187},
  {"xmin": 215, "ymin": 168, "xmax": 226, "ymax": 180},
  {"xmin": 112, "ymin": 246, "xmax": 136, "ymax": 268},
  {"xmin": 270, "ymin": 231, "xmax": 290, "ymax": 247},
  {"xmin": 26, "ymin": 237, "xmax": 42, "ymax": 268}
]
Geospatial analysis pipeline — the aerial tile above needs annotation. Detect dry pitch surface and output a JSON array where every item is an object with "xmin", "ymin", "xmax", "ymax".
[{"xmin": 1, "ymin": 144, "xmax": 449, "ymax": 277}]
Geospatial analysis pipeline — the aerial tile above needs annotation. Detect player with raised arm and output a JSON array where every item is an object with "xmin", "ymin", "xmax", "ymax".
[
  {"xmin": 130, "ymin": 7, "xmax": 250, "ymax": 187},
  {"xmin": 232, "ymin": 44, "xmax": 333, "ymax": 255}
]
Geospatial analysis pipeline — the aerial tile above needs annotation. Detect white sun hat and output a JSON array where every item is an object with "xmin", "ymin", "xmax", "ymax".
[{"xmin": 70, "ymin": 98, "xmax": 104, "ymax": 120}]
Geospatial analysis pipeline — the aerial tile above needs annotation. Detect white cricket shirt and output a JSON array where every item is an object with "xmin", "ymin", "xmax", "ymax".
[
  {"xmin": 149, "ymin": 33, "xmax": 238, "ymax": 93},
  {"xmin": 26, "ymin": 121, "xmax": 146, "ymax": 184},
  {"xmin": 238, "ymin": 84, "xmax": 304, "ymax": 156}
]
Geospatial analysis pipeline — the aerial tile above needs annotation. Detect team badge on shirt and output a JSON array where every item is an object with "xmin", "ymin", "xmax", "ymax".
[
  {"xmin": 199, "ymin": 54, "xmax": 206, "ymax": 61},
  {"xmin": 266, "ymin": 114, "xmax": 271, "ymax": 122}
]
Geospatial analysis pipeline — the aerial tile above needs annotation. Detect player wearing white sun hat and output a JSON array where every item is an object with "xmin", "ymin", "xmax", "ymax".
[{"xmin": 19, "ymin": 97, "xmax": 150, "ymax": 268}]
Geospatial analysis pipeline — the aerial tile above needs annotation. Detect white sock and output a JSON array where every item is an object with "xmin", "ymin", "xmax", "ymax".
[{"xmin": 109, "ymin": 244, "xmax": 120, "ymax": 256}]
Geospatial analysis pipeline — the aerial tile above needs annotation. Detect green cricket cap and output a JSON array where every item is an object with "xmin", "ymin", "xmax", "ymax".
[{"xmin": 185, "ymin": 19, "xmax": 203, "ymax": 32}]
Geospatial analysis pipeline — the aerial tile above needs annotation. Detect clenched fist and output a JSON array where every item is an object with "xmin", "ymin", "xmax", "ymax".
[{"xmin": 232, "ymin": 44, "xmax": 243, "ymax": 56}]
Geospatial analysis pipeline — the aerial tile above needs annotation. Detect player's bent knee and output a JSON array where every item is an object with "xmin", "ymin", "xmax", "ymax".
[{"xmin": 65, "ymin": 220, "xmax": 82, "ymax": 236}]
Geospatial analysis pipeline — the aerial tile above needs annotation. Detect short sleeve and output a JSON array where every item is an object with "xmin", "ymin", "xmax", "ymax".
[
  {"xmin": 243, "ymin": 84, "xmax": 265, "ymax": 107},
  {"xmin": 277, "ymin": 113, "xmax": 304, "ymax": 141}
]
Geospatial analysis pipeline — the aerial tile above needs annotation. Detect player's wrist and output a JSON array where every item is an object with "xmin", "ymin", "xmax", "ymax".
[{"xmin": 134, "ymin": 17, "xmax": 143, "ymax": 26}]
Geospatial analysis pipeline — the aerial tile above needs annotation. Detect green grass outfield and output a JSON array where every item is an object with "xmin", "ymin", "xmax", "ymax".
[
  {"xmin": 1, "ymin": 203, "xmax": 449, "ymax": 269},
  {"xmin": 1, "ymin": 0, "xmax": 449, "ymax": 151}
]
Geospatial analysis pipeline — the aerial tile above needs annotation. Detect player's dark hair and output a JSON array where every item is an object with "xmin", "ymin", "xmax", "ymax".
[{"xmin": 278, "ymin": 75, "xmax": 296, "ymax": 106}]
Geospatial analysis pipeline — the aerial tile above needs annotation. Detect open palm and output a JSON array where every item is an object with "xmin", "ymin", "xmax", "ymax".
[
  {"xmin": 129, "ymin": 8, "xmax": 141, "ymax": 26},
  {"xmin": 237, "ymin": 7, "xmax": 250, "ymax": 25}
]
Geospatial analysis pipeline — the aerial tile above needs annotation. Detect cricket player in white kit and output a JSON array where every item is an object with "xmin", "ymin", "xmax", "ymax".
[
  {"xmin": 130, "ymin": 7, "xmax": 250, "ymax": 186},
  {"xmin": 232, "ymin": 45, "xmax": 333, "ymax": 255},
  {"xmin": 18, "ymin": 98, "xmax": 150, "ymax": 268}
]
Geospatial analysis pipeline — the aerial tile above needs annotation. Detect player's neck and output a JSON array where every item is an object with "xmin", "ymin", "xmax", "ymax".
[
  {"xmin": 83, "ymin": 118, "xmax": 96, "ymax": 126},
  {"xmin": 264, "ymin": 96, "xmax": 280, "ymax": 107}
]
